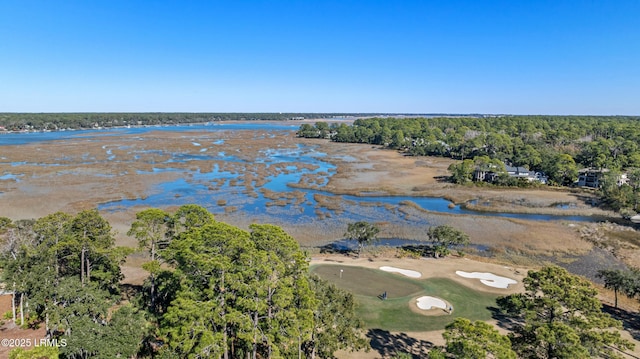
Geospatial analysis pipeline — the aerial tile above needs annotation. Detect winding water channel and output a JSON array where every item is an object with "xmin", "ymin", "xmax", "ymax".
[{"xmin": 1, "ymin": 123, "xmax": 601, "ymax": 225}]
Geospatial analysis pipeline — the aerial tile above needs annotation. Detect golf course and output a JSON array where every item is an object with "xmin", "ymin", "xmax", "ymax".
[{"xmin": 311, "ymin": 263, "xmax": 501, "ymax": 332}]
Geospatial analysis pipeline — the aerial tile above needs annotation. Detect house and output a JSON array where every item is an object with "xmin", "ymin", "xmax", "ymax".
[
  {"xmin": 473, "ymin": 163, "xmax": 547, "ymax": 184},
  {"xmin": 576, "ymin": 168, "xmax": 630, "ymax": 188},
  {"xmin": 473, "ymin": 168, "xmax": 498, "ymax": 182},
  {"xmin": 505, "ymin": 165, "xmax": 531, "ymax": 179},
  {"xmin": 577, "ymin": 168, "xmax": 608, "ymax": 188},
  {"xmin": 533, "ymin": 172, "xmax": 548, "ymax": 184},
  {"xmin": 617, "ymin": 173, "xmax": 629, "ymax": 186},
  {"xmin": 504, "ymin": 165, "xmax": 548, "ymax": 183}
]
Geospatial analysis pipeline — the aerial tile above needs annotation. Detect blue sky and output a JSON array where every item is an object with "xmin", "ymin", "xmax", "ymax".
[{"xmin": 1, "ymin": 1, "xmax": 638, "ymax": 114}]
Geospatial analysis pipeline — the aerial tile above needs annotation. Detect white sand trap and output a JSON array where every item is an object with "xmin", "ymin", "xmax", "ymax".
[
  {"xmin": 379, "ymin": 266, "xmax": 422, "ymax": 278},
  {"xmin": 455, "ymin": 271, "xmax": 517, "ymax": 288},
  {"xmin": 416, "ymin": 296, "xmax": 447, "ymax": 310}
]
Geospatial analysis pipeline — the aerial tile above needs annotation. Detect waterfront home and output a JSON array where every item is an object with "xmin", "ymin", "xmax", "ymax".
[
  {"xmin": 474, "ymin": 163, "xmax": 547, "ymax": 184},
  {"xmin": 577, "ymin": 168, "xmax": 629, "ymax": 188}
]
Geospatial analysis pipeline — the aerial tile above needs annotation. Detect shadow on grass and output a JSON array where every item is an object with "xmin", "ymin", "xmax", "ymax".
[
  {"xmin": 572, "ymin": 193, "xmax": 601, "ymax": 207},
  {"xmin": 433, "ymin": 175, "xmax": 450, "ymax": 183},
  {"xmin": 488, "ymin": 306, "xmax": 520, "ymax": 332},
  {"xmin": 400, "ymin": 244, "xmax": 435, "ymax": 257},
  {"xmin": 603, "ymin": 304, "xmax": 640, "ymax": 342},
  {"xmin": 317, "ymin": 243, "xmax": 356, "ymax": 256},
  {"xmin": 367, "ymin": 329, "xmax": 435, "ymax": 359}
]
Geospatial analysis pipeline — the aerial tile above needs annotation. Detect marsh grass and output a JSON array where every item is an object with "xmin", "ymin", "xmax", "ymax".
[
  {"xmin": 313, "ymin": 193, "xmax": 344, "ymax": 212},
  {"xmin": 605, "ymin": 229, "xmax": 640, "ymax": 248},
  {"xmin": 266, "ymin": 200, "xmax": 288, "ymax": 207}
]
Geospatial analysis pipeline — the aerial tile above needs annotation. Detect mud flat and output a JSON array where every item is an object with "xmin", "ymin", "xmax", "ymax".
[{"xmin": 0, "ymin": 125, "xmax": 635, "ymax": 270}]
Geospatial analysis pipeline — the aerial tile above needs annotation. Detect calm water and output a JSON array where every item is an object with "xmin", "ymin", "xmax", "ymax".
[
  {"xmin": 2, "ymin": 123, "xmax": 600, "ymax": 224},
  {"xmin": 0, "ymin": 122, "xmax": 300, "ymax": 146}
]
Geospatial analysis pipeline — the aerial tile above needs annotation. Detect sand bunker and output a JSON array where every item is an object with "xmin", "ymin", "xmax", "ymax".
[
  {"xmin": 379, "ymin": 266, "xmax": 422, "ymax": 278},
  {"xmin": 416, "ymin": 296, "xmax": 447, "ymax": 310},
  {"xmin": 455, "ymin": 271, "xmax": 517, "ymax": 288}
]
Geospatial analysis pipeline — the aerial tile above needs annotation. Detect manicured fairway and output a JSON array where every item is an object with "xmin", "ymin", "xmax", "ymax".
[
  {"xmin": 310, "ymin": 264, "xmax": 499, "ymax": 332},
  {"xmin": 311, "ymin": 264, "xmax": 424, "ymax": 298}
]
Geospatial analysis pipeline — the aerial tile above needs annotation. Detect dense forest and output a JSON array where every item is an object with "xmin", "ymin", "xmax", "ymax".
[
  {"xmin": 1, "ymin": 207, "xmax": 638, "ymax": 358},
  {"xmin": 0, "ymin": 206, "xmax": 368, "ymax": 358},
  {"xmin": 298, "ymin": 116, "xmax": 640, "ymax": 215}
]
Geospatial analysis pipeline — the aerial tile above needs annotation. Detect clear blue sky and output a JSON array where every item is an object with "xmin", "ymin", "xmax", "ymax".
[{"xmin": 1, "ymin": 1, "xmax": 638, "ymax": 114}]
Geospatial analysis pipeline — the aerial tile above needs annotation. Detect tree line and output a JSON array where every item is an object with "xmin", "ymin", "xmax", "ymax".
[
  {"xmin": 1, "ymin": 210, "xmax": 639, "ymax": 358},
  {"xmin": 0, "ymin": 210, "xmax": 138, "ymax": 358},
  {"xmin": 298, "ymin": 117, "xmax": 640, "ymax": 214},
  {"xmin": 0, "ymin": 113, "xmax": 358, "ymax": 132},
  {"xmin": 0, "ymin": 205, "xmax": 368, "ymax": 358}
]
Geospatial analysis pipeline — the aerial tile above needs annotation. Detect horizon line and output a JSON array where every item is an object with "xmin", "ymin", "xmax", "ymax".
[{"xmin": 1, "ymin": 112, "xmax": 639, "ymax": 117}]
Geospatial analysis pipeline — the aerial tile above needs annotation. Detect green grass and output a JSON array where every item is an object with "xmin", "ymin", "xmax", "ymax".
[
  {"xmin": 310, "ymin": 264, "xmax": 424, "ymax": 297},
  {"xmin": 310, "ymin": 264, "xmax": 500, "ymax": 332}
]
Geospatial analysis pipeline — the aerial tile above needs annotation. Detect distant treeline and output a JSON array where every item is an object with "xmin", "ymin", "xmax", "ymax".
[
  {"xmin": 0, "ymin": 112, "xmax": 364, "ymax": 131},
  {"xmin": 298, "ymin": 116, "xmax": 640, "ymax": 213},
  {"xmin": 300, "ymin": 115, "xmax": 640, "ymax": 169}
]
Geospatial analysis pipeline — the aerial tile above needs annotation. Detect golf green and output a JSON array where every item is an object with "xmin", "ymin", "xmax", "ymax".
[
  {"xmin": 310, "ymin": 264, "xmax": 424, "ymax": 298},
  {"xmin": 310, "ymin": 264, "xmax": 499, "ymax": 332}
]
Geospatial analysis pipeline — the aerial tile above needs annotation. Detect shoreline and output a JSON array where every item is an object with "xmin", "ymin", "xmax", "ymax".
[
  {"xmin": 0, "ymin": 121, "xmax": 622, "ymax": 219},
  {"xmin": 0, "ymin": 126, "xmax": 637, "ymax": 269},
  {"xmin": 0, "ymin": 117, "xmax": 353, "ymax": 135}
]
